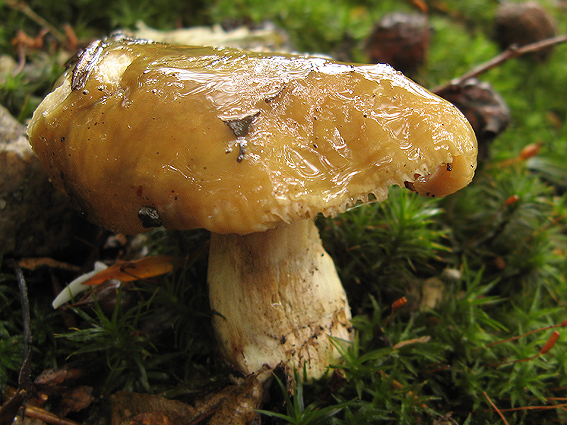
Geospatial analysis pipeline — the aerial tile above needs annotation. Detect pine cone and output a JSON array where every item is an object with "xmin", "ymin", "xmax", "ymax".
[
  {"xmin": 493, "ymin": 2, "xmax": 557, "ymax": 61},
  {"xmin": 436, "ymin": 78, "xmax": 510, "ymax": 162},
  {"xmin": 365, "ymin": 12, "xmax": 430, "ymax": 74}
]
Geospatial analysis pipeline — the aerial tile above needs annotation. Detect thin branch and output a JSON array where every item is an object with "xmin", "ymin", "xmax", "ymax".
[
  {"xmin": 20, "ymin": 404, "xmax": 82, "ymax": 425},
  {"xmin": 18, "ymin": 257, "xmax": 82, "ymax": 272},
  {"xmin": 434, "ymin": 35, "xmax": 567, "ymax": 93},
  {"xmin": 0, "ymin": 260, "xmax": 34, "ymax": 423},
  {"xmin": 8, "ymin": 260, "xmax": 34, "ymax": 393},
  {"xmin": 0, "ymin": 388, "xmax": 81, "ymax": 425},
  {"xmin": 5, "ymin": 0, "xmax": 67, "ymax": 45}
]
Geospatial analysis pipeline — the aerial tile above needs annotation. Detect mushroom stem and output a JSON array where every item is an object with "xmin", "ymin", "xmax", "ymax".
[{"xmin": 208, "ymin": 219, "xmax": 353, "ymax": 380}]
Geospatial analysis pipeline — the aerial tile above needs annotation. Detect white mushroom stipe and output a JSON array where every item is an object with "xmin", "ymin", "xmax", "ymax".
[{"xmin": 208, "ymin": 219, "xmax": 351, "ymax": 379}]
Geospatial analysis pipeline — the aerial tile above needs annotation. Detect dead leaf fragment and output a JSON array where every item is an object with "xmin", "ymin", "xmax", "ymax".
[
  {"xmin": 84, "ymin": 256, "xmax": 177, "ymax": 285},
  {"xmin": 18, "ymin": 257, "xmax": 81, "ymax": 272},
  {"xmin": 34, "ymin": 364, "xmax": 85, "ymax": 393},
  {"xmin": 59, "ymin": 385, "xmax": 94, "ymax": 416},
  {"xmin": 208, "ymin": 375, "xmax": 263, "ymax": 425},
  {"xmin": 110, "ymin": 391, "xmax": 198, "ymax": 425},
  {"xmin": 121, "ymin": 411, "xmax": 176, "ymax": 425},
  {"xmin": 110, "ymin": 375, "xmax": 264, "ymax": 425}
]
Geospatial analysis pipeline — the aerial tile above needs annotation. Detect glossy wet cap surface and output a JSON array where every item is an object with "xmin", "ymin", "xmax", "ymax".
[{"xmin": 28, "ymin": 38, "xmax": 477, "ymax": 235}]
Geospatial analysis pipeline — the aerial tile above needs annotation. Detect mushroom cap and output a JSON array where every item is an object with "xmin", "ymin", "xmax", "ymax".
[{"xmin": 28, "ymin": 38, "xmax": 477, "ymax": 235}]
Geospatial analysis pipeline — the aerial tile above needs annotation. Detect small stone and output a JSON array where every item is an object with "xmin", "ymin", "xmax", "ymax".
[{"xmin": 0, "ymin": 105, "xmax": 98, "ymax": 257}]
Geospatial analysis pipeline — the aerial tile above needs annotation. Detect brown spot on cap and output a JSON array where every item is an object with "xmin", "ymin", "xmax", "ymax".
[{"xmin": 224, "ymin": 112, "xmax": 260, "ymax": 138}]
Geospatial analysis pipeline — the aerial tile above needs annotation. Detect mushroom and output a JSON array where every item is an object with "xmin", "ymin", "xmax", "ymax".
[{"xmin": 28, "ymin": 36, "xmax": 477, "ymax": 380}]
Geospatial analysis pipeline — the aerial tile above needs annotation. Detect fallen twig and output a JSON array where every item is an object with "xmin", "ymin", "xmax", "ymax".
[
  {"xmin": 434, "ymin": 35, "xmax": 567, "ymax": 93},
  {"xmin": 5, "ymin": 0, "xmax": 67, "ymax": 45},
  {"xmin": 18, "ymin": 257, "xmax": 82, "ymax": 272},
  {"xmin": 0, "ymin": 260, "xmax": 34, "ymax": 424}
]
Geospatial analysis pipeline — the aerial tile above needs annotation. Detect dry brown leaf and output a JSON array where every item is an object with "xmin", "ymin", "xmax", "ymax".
[
  {"xmin": 208, "ymin": 376, "xmax": 263, "ymax": 425},
  {"xmin": 84, "ymin": 256, "xmax": 177, "ymax": 285},
  {"xmin": 110, "ymin": 375, "xmax": 264, "ymax": 425},
  {"xmin": 110, "ymin": 391, "xmax": 199, "ymax": 425},
  {"xmin": 59, "ymin": 385, "xmax": 94, "ymax": 416},
  {"xmin": 121, "ymin": 411, "xmax": 176, "ymax": 425},
  {"xmin": 34, "ymin": 365, "xmax": 85, "ymax": 393},
  {"xmin": 18, "ymin": 258, "xmax": 81, "ymax": 272}
]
